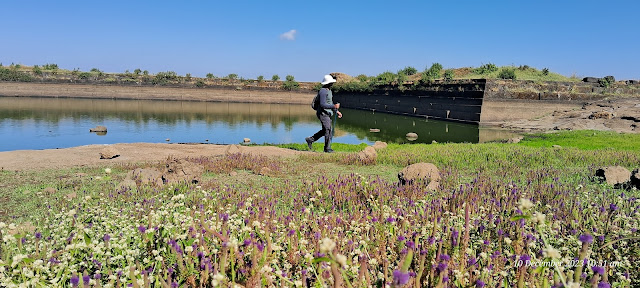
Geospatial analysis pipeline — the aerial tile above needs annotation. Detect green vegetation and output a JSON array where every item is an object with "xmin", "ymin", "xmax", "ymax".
[
  {"xmin": 281, "ymin": 74, "xmax": 300, "ymax": 90},
  {"xmin": 519, "ymin": 130, "xmax": 640, "ymax": 151},
  {"xmin": 271, "ymin": 74, "xmax": 280, "ymax": 82},
  {"xmin": 0, "ymin": 131, "xmax": 638, "ymax": 286},
  {"xmin": 398, "ymin": 66, "xmax": 417, "ymax": 76},
  {"xmin": 498, "ymin": 67, "xmax": 517, "ymax": 80}
]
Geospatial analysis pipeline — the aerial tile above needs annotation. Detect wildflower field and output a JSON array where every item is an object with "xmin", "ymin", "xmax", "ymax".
[{"xmin": 1, "ymin": 131, "xmax": 639, "ymax": 287}]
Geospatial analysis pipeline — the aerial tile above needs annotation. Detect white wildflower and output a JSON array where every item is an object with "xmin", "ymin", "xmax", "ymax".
[
  {"xmin": 533, "ymin": 212, "xmax": 546, "ymax": 226},
  {"xmin": 336, "ymin": 254, "xmax": 348, "ymax": 268},
  {"xmin": 319, "ymin": 237, "xmax": 336, "ymax": 253},
  {"xmin": 316, "ymin": 190, "xmax": 322, "ymax": 197},
  {"xmin": 543, "ymin": 246, "xmax": 561, "ymax": 259},
  {"xmin": 104, "ymin": 168, "xmax": 112, "ymax": 174},
  {"xmin": 504, "ymin": 237, "xmax": 512, "ymax": 245},
  {"xmin": 518, "ymin": 198, "xmax": 534, "ymax": 211}
]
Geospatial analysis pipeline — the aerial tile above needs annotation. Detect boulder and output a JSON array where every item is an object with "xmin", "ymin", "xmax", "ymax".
[
  {"xmin": 90, "ymin": 125, "xmax": 107, "ymax": 132},
  {"xmin": 627, "ymin": 80, "xmax": 639, "ymax": 85},
  {"xmin": 357, "ymin": 146, "xmax": 378, "ymax": 163},
  {"xmin": 243, "ymin": 138, "xmax": 251, "ymax": 143},
  {"xmin": 369, "ymin": 128, "xmax": 381, "ymax": 133},
  {"xmin": 126, "ymin": 168, "xmax": 164, "ymax": 187},
  {"xmin": 162, "ymin": 158, "xmax": 204, "ymax": 184},
  {"xmin": 372, "ymin": 141, "xmax": 388, "ymax": 150},
  {"xmin": 65, "ymin": 192, "xmax": 77, "ymax": 200},
  {"xmin": 631, "ymin": 169, "xmax": 640, "ymax": 189},
  {"xmin": 406, "ymin": 132, "xmax": 418, "ymax": 141},
  {"xmin": 398, "ymin": 163, "xmax": 440, "ymax": 190},
  {"xmin": 258, "ymin": 167, "xmax": 272, "ymax": 176},
  {"xmin": 225, "ymin": 144, "xmax": 242, "ymax": 155},
  {"xmin": 100, "ymin": 146, "xmax": 120, "ymax": 159},
  {"xmin": 583, "ymin": 77, "xmax": 600, "ymax": 83},
  {"xmin": 595, "ymin": 166, "xmax": 631, "ymax": 187}
]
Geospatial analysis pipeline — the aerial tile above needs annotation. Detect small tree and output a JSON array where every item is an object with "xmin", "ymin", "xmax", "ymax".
[
  {"xmin": 271, "ymin": 74, "xmax": 280, "ymax": 82},
  {"xmin": 422, "ymin": 63, "xmax": 443, "ymax": 83},
  {"xmin": 134, "ymin": 68, "xmax": 142, "ymax": 75},
  {"xmin": 282, "ymin": 75, "xmax": 299, "ymax": 90},
  {"xmin": 257, "ymin": 75, "xmax": 264, "ymax": 83},
  {"xmin": 185, "ymin": 73, "xmax": 192, "ymax": 81},
  {"xmin": 32, "ymin": 65, "xmax": 43, "ymax": 76},
  {"xmin": 206, "ymin": 73, "xmax": 214, "ymax": 79},
  {"xmin": 227, "ymin": 73, "xmax": 238, "ymax": 81},
  {"xmin": 542, "ymin": 68, "xmax": 550, "ymax": 76},
  {"xmin": 143, "ymin": 70, "xmax": 149, "ymax": 76}
]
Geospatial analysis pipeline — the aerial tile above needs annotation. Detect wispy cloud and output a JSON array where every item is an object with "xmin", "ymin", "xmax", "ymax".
[{"xmin": 279, "ymin": 29, "xmax": 297, "ymax": 41}]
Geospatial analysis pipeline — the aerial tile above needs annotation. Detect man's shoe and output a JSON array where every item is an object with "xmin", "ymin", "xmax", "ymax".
[
  {"xmin": 324, "ymin": 149, "xmax": 334, "ymax": 153},
  {"xmin": 305, "ymin": 137, "xmax": 314, "ymax": 150}
]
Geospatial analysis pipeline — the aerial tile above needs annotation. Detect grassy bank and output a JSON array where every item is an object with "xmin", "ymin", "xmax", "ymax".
[{"xmin": 0, "ymin": 131, "xmax": 638, "ymax": 287}]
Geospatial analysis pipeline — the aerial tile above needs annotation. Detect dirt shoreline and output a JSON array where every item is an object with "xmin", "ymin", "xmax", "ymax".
[{"xmin": 0, "ymin": 143, "xmax": 302, "ymax": 171}]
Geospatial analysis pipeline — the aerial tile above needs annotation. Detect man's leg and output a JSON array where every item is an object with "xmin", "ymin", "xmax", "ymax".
[{"xmin": 319, "ymin": 113, "xmax": 333, "ymax": 152}]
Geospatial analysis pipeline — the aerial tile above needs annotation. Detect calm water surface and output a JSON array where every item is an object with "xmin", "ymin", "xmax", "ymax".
[{"xmin": 0, "ymin": 97, "xmax": 513, "ymax": 151}]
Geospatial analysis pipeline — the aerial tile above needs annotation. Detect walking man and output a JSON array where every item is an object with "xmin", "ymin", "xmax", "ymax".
[{"xmin": 306, "ymin": 74, "xmax": 342, "ymax": 153}]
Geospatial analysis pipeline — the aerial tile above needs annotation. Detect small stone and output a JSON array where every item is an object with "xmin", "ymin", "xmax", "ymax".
[
  {"xmin": 243, "ymin": 138, "xmax": 251, "ymax": 143},
  {"xmin": 369, "ymin": 128, "xmax": 380, "ymax": 132},
  {"xmin": 43, "ymin": 187, "xmax": 57, "ymax": 194},
  {"xmin": 258, "ymin": 167, "xmax": 272, "ymax": 176},
  {"xmin": 66, "ymin": 192, "xmax": 77, "ymax": 200},
  {"xmin": 372, "ymin": 141, "xmax": 387, "ymax": 150},
  {"xmin": 100, "ymin": 146, "xmax": 120, "ymax": 159}
]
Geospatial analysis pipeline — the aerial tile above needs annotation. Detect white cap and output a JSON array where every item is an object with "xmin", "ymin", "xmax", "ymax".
[{"xmin": 321, "ymin": 74, "xmax": 337, "ymax": 85}]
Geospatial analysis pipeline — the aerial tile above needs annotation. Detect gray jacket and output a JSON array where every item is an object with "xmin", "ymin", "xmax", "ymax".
[{"xmin": 317, "ymin": 88, "xmax": 336, "ymax": 116}]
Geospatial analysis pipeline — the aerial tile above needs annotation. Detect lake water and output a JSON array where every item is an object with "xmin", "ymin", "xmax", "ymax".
[{"xmin": 0, "ymin": 97, "xmax": 514, "ymax": 152}]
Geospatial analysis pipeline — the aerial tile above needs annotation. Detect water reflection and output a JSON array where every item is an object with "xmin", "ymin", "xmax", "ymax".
[{"xmin": 0, "ymin": 97, "xmax": 510, "ymax": 151}]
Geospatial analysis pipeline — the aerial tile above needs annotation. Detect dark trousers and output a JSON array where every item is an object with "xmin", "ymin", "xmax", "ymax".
[{"xmin": 310, "ymin": 112, "xmax": 333, "ymax": 151}]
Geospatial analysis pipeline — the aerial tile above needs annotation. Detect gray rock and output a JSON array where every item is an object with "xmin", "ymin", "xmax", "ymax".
[
  {"xmin": 258, "ymin": 167, "xmax": 272, "ymax": 176},
  {"xmin": 118, "ymin": 179, "xmax": 138, "ymax": 191},
  {"xmin": 100, "ymin": 146, "xmax": 120, "ymax": 159},
  {"xmin": 583, "ymin": 77, "xmax": 600, "ymax": 83},
  {"xmin": 503, "ymin": 136, "xmax": 524, "ymax": 144},
  {"xmin": 595, "ymin": 166, "xmax": 631, "ymax": 187},
  {"xmin": 398, "ymin": 163, "xmax": 440, "ymax": 190},
  {"xmin": 43, "ymin": 187, "xmax": 57, "ymax": 194},
  {"xmin": 406, "ymin": 132, "xmax": 418, "ymax": 138},
  {"xmin": 369, "ymin": 128, "xmax": 381, "ymax": 132}
]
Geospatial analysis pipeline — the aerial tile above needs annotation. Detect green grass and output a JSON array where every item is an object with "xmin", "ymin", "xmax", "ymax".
[{"xmin": 518, "ymin": 130, "xmax": 640, "ymax": 150}]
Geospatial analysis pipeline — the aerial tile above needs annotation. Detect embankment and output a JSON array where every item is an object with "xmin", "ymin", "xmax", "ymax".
[{"xmin": 0, "ymin": 82, "xmax": 315, "ymax": 104}]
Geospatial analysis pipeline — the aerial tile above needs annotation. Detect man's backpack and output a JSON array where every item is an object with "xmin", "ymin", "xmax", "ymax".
[{"xmin": 311, "ymin": 89, "xmax": 322, "ymax": 110}]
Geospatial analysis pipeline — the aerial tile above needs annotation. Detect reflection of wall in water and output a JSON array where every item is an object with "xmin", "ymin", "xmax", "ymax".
[
  {"xmin": 337, "ymin": 109, "xmax": 479, "ymax": 144},
  {"xmin": 0, "ymin": 97, "xmax": 318, "ymax": 128}
]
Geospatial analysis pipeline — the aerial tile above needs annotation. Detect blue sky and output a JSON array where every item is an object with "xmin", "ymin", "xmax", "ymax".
[{"xmin": 1, "ymin": 0, "xmax": 638, "ymax": 82}]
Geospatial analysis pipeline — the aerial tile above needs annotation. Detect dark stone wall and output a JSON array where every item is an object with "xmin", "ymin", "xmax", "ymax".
[{"xmin": 333, "ymin": 80, "xmax": 486, "ymax": 124}]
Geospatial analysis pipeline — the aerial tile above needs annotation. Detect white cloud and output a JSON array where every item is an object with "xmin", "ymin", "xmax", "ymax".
[{"xmin": 279, "ymin": 29, "xmax": 297, "ymax": 41}]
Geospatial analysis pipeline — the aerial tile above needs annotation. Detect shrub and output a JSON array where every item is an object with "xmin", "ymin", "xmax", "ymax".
[
  {"xmin": 153, "ymin": 71, "xmax": 178, "ymax": 85},
  {"xmin": 599, "ymin": 76, "xmax": 615, "ymax": 88},
  {"xmin": 474, "ymin": 63, "xmax": 498, "ymax": 74},
  {"xmin": 134, "ymin": 68, "xmax": 142, "ymax": 75},
  {"xmin": 542, "ymin": 68, "xmax": 550, "ymax": 76},
  {"xmin": 227, "ymin": 73, "xmax": 238, "ymax": 80},
  {"xmin": 398, "ymin": 66, "xmax": 417, "ymax": 76},
  {"xmin": 271, "ymin": 74, "xmax": 280, "ymax": 82},
  {"xmin": 143, "ymin": 70, "xmax": 149, "ymax": 76},
  {"xmin": 206, "ymin": 73, "xmax": 214, "ymax": 79},
  {"xmin": 282, "ymin": 75, "xmax": 299, "ymax": 90},
  {"xmin": 498, "ymin": 67, "xmax": 517, "ymax": 80},
  {"xmin": 43, "ymin": 63, "xmax": 58, "ymax": 70},
  {"xmin": 78, "ymin": 72, "xmax": 92, "ymax": 79},
  {"xmin": 421, "ymin": 63, "xmax": 443, "ymax": 83},
  {"xmin": 356, "ymin": 74, "xmax": 369, "ymax": 82},
  {"xmin": 32, "ymin": 65, "xmax": 43, "ymax": 76},
  {"xmin": 443, "ymin": 69, "xmax": 454, "ymax": 81},
  {"xmin": 374, "ymin": 71, "xmax": 397, "ymax": 86},
  {"xmin": 257, "ymin": 75, "xmax": 264, "ymax": 83},
  {"xmin": 195, "ymin": 80, "xmax": 205, "ymax": 88},
  {"xmin": 0, "ymin": 67, "xmax": 33, "ymax": 81},
  {"xmin": 185, "ymin": 73, "xmax": 192, "ymax": 81},
  {"xmin": 312, "ymin": 82, "xmax": 323, "ymax": 91}
]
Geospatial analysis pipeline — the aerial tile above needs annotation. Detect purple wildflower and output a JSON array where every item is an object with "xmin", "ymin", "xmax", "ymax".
[
  {"xmin": 138, "ymin": 226, "xmax": 146, "ymax": 233},
  {"xmin": 70, "ymin": 275, "xmax": 80, "ymax": 287},
  {"xmin": 94, "ymin": 273, "xmax": 101, "ymax": 280},
  {"xmin": 103, "ymin": 234, "xmax": 110, "ymax": 242},
  {"xmin": 592, "ymin": 266, "xmax": 605, "ymax": 275},
  {"xmin": 598, "ymin": 282, "xmax": 611, "ymax": 288},
  {"xmin": 35, "ymin": 232, "xmax": 42, "ymax": 240},
  {"xmin": 83, "ymin": 274, "xmax": 90, "ymax": 285},
  {"xmin": 392, "ymin": 270, "xmax": 410, "ymax": 286},
  {"xmin": 609, "ymin": 204, "xmax": 618, "ymax": 211},
  {"xmin": 579, "ymin": 234, "xmax": 593, "ymax": 244},
  {"xmin": 406, "ymin": 240, "xmax": 415, "ymax": 249},
  {"xmin": 475, "ymin": 279, "xmax": 486, "ymax": 287},
  {"xmin": 397, "ymin": 235, "xmax": 406, "ymax": 241}
]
